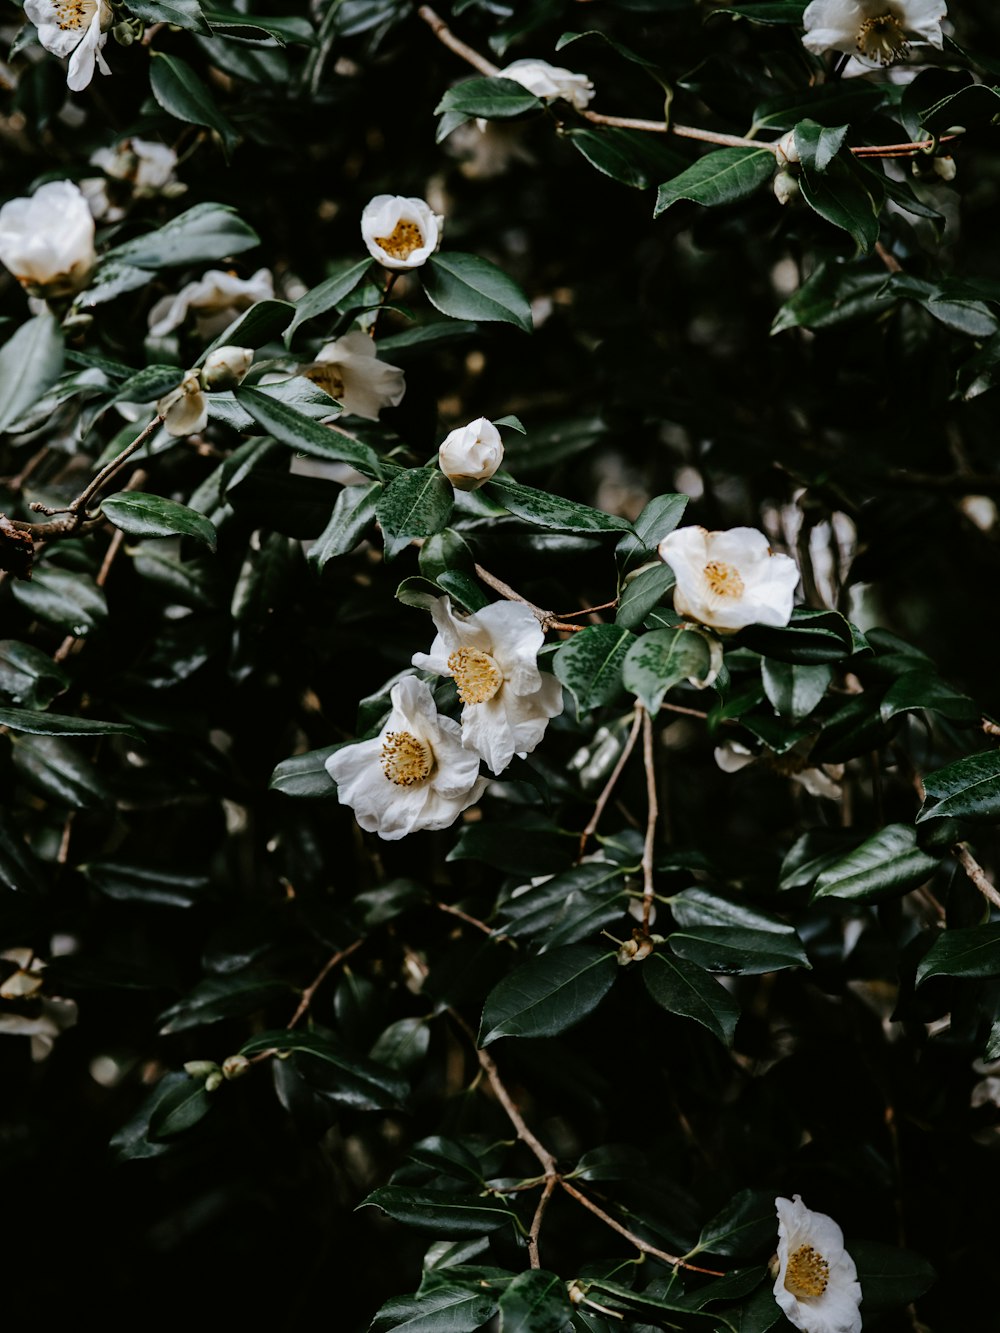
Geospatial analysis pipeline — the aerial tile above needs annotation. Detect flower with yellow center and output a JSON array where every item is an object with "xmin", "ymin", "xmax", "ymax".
[
  {"xmin": 324, "ymin": 676, "xmax": 487, "ymax": 840},
  {"xmin": 657, "ymin": 526, "xmax": 799, "ymax": 634},
  {"xmin": 301, "ymin": 330, "xmax": 406, "ymax": 421},
  {"xmin": 412, "ymin": 596, "xmax": 563, "ymax": 776},
  {"xmin": 774, "ymin": 1196, "xmax": 862, "ymax": 1333},
  {"xmin": 801, "ymin": 0, "xmax": 946, "ymax": 66},
  {"xmin": 24, "ymin": 0, "xmax": 113, "ymax": 92},
  {"xmin": 360, "ymin": 195, "xmax": 443, "ymax": 271}
]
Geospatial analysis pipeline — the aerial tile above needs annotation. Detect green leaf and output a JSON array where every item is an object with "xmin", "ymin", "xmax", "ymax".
[
  {"xmin": 643, "ymin": 951, "xmax": 740, "ymax": 1045},
  {"xmin": 615, "ymin": 565, "xmax": 676, "ymax": 629},
  {"xmin": 771, "ymin": 261, "xmax": 888, "ymax": 334},
  {"xmin": 669, "ymin": 926, "xmax": 808, "ymax": 975},
  {"xmin": 793, "ymin": 119, "xmax": 849, "ymax": 173},
  {"xmin": 448, "ymin": 823, "xmax": 578, "ymax": 877},
  {"xmin": 362, "ymin": 1185, "xmax": 516, "ymax": 1236},
  {"xmin": 11, "ymin": 734, "xmax": 112, "ymax": 809},
  {"xmin": 761, "ymin": 660, "xmax": 832, "ymax": 721},
  {"xmin": 752, "ymin": 81, "xmax": 884, "ymax": 132},
  {"xmin": 81, "ymin": 861, "xmax": 210, "ymax": 908},
  {"xmin": 484, "ymin": 476, "xmax": 631, "ymax": 533},
  {"xmin": 436, "ymin": 76, "xmax": 543, "ymax": 120},
  {"xmin": 369, "ymin": 1018, "xmax": 430, "ymax": 1072},
  {"xmin": 478, "ymin": 944, "xmax": 617, "ymax": 1044},
  {"xmin": 688, "ymin": 1189, "xmax": 777, "ymax": 1259},
  {"xmin": 149, "ymin": 52, "xmax": 240, "ymax": 154},
  {"xmin": 0, "ymin": 640, "xmax": 70, "ymax": 710},
  {"xmin": 812, "ymin": 825, "xmax": 939, "ymax": 904},
  {"xmin": 0, "ymin": 311, "xmax": 64, "ymax": 435},
  {"xmin": 728, "ymin": 1285, "xmax": 782, "ymax": 1332},
  {"xmin": 241, "ymin": 1030, "xmax": 408, "ymax": 1109},
  {"xmin": 270, "ymin": 744, "xmax": 341, "ymax": 798},
  {"xmin": 0, "ymin": 706, "xmax": 139, "ymax": 739},
  {"xmin": 102, "ymin": 492, "xmax": 217, "ymax": 552},
  {"xmin": 740, "ymin": 608, "xmax": 860, "ymax": 665},
  {"xmin": 423, "ymin": 252, "xmax": 533, "ymax": 332},
  {"xmin": 283, "ymin": 258, "xmax": 374, "ymax": 343},
  {"xmin": 918, "ymin": 81, "xmax": 1000, "ymax": 136},
  {"xmin": 370, "ymin": 1284, "xmax": 499, "ymax": 1333},
  {"xmin": 499, "ymin": 1271, "xmax": 572, "ymax": 1333},
  {"xmin": 308, "ymin": 481, "xmax": 381, "ymax": 569},
  {"xmin": 11, "ymin": 564, "xmax": 107, "ymax": 635},
  {"xmin": 110, "ymin": 364, "xmax": 184, "ymax": 406},
  {"xmin": 616, "ymin": 492, "xmax": 688, "ymax": 572},
  {"xmin": 564, "ymin": 127, "xmax": 655, "ymax": 189},
  {"xmin": 621, "ymin": 626, "xmax": 713, "ymax": 714},
  {"xmin": 377, "ymin": 468, "xmax": 454, "ymax": 560},
  {"xmin": 724, "ymin": 2, "xmax": 807, "ymax": 23},
  {"xmin": 917, "ymin": 750, "xmax": 1000, "ymax": 822},
  {"xmin": 147, "ymin": 1076, "xmax": 215, "ymax": 1140},
  {"xmin": 554, "ymin": 625, "xmax": 636, "ymax": 713},
  {"xmin": 197, "ymin": 298, "xmax": 296, "ymax": 364},
  {"xmin": 128, "ymin": 0, "xmax": 210, "ymax": 34},
  {"xmin": 235, "ymin": 386, "xmax": 381, "ymax": 478},
  {"xmin": 879, "ymin": 670, "xmax": 978, "ymax": 724},
  {"xmin": 106, "ymin": 201, "xmax": 257, "ymax": 269},
  {"xmin": 497, "ymin": 861, "xmax": 628, "ymax": 946},
  {"xmin": 202, "ymin": 10, "xmax": 314, "ymax": 43},
  {"xmin": 799, "ymin": 154, "xmax": 881, "ymax": 253},
  {"xmin": 851, "ymin": 1241, "xmax": 936, "ymax": 1310},
  {"xmin": 159, "ymin": 976, "xmax": 293, "ymax": 1033},
  {"xmin": 655, "ymin": 148, "xmax": 775, "ymax": 215},
  {"xmin": 916, "ymin": 926, "xmax": 1000, "ymax": 986}
]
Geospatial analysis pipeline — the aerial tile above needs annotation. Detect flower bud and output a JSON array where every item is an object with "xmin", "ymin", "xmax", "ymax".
[
  {"xmin": 932, "ymin": 155, "xmax": 957, "ymax": 181},
  {"xmin": 157, "ymin": 369, "xmax": 208, "ymax": 437},
  {"xmin": 221, "ymin": 1053, "xmax": 251, "ymax": 1081},
  {"xmin": 112, "ymin": 20, "xmax": 135, "ymax": 45},
  {"xmin": 200, "ymin": 345, "xmax": 254, "ymax": 392},
  {"xmin": 775, "ymin": 130, "xmax": 800, "ymax": 167},
  {"xmin": 184, "ymin": 1060, "xmax": 221, "ymax": 1080},
  {"xmin": 773, "ymin": 170, "xmax": 800, "ymax": 206},
  {"xmin": 438, "ymin": 417, "xmax": 504, "ymax": 491},
  {"xmin": 205, "ymin": 1070, "xmax": 224, "ymax": 1093}
]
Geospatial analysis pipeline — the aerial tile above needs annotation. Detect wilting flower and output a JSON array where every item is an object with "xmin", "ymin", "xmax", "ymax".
[
  {"xmin": 24, "ymin": 0, "xmax": 112, "ymax": 91},
  {"xmin": 148, "ymin": 267, "xmax": 274, "ymax": 339},
  {"xmin": 774, "ymin": 1196, "xmax": 862, "ymax": 1333},
  {"xmin": 157, "ymin": 370, "xmax": 207, "ymax": 437},
  {"xmin": 500, "ymin": 58, "xmax": 595, "ymax": 111},
  {"xmin": 90, "ymin": 137, "xmax": 185, "ymax": 198},
  {"xmin": 325, "ymin": 676, "xmax": 487, "ymax": 840},
  {"xmin": 658, "ymin": 526, "xmax": 799, "ymax": 634},
  {"xmin": 438, "ymin": 417, "xmax": 504, "ymax": 491},
  {"xmin": 361, "ymin": 195, "xmax": 443, "ymax": 271},
  {"xmin": 412, "ymin": 596, "xmax": 563, "ymax": 776},
  {"xmin": 802, "ymin": 0, "xmax": 946, "ymax": 65},
  {"xmin": 301, "ymin": 330, "xmax": 405, "ymax": 420},
  {"xmin": 0, "ymin": 180, "xmax": 96, "ymax": 297}
]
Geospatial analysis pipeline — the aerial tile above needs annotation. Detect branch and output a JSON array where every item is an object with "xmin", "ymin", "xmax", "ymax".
[
  {"xmin": 641, "ymin": 707, "xmax": 658, "ymax": 931},
  {"xmin": 578, "ymin": 708, "xmax": 643, "ymax": 860},
  {"xmin": 560, "ymin": 1180, "xmax": 723, "ymax": 1276},
  {"xmin": 529, "ymin": 1174, "xmax": 558, "ymax": 1269},
  {"xmin": 954, "ymin": 843, "xmax": 1000, "ymax": 912},
  {"xmin": 417, "ymin": 4, "xmax": 499, "ymax": 76},
  {"xmin": 287, "ymin": 938, "xmax": 365, "ymax": 1030},
  {"xmin": 474, "ymin": 562, "xmax": 585, "ymax": 633}
]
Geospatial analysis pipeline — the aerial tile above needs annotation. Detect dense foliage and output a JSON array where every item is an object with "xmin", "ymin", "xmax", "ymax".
[{"xmin": 1, "ymin": 0, "xmax": 999, "ymax": 1326}]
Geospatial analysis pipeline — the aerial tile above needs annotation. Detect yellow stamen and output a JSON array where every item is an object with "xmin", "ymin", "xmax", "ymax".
[
  {"xmin": 856, "ymin": 13, "xmax": 909, "ymax": 64},
  {"xmin": 703, "ymin": 560, "xmax": 745, "ymax": 599},
  {"xmin": 448, "ymin": 646, "xmax": 503, "ymax": 705},
  {"xmin": 785, "ymin": 1243, "xmax": 830, "ymax": 1300},
  {"xmin": 380, "ymin": 731, "xmax": 433, "ymax": 786},
  {"xmin": 304, "ymin": 363, "xmax": 345, "ymax": 400},
  {"xmin": 374, "ymin": 219, "xmax": 424, "ymax": 261}
]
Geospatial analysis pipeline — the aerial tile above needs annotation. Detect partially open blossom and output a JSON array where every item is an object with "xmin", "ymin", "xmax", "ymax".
[
  {"xmin": 25, "ymin": 0, "xmax": 112, "ymax": 91},
  {"xmin": 157, "ymin": 370, "xmax": 207, "ymax": 437},
  {"xmin": 90, "ymin": 137, "xmax": 185, "ymax": 198},
  {"xmin": 361, "ymin": 195, "xmax": 442, "ymax": 271},
  {"xmin": 201, "ymin": 345, "xmax": 254, "ymax": 391},
  {"xmin": 412, "ymin": 596, "xmax": 563, "ymax": 776},
  {"xmin": 0, "ymin": 948, "xmax": 77, "ymax": 1061},
  {"xmin": 716, "ymin": 740, "xmax": 843, "ymax": 801},
  {"xmin": 148, "ymin": 267, "xmax": 274, "ymax": 339},
  {"xmin": 500, "ymin": 58, "xmax": 595, "ymax": 111},
  {"xmin": 325, "ymin": 676, "xmax": 487, "ymax": 840},
  {"xmin": 802, "ymin": 0, "xmax": 946, "ymax": 65},
  {"xmin": 301, "ymin": 330, "xmax": 405, "ymax": 420},
  {"xmin": 658, "ymin": 526, "xmax": 799, "ymax": 634},
  {"xmin": 438, "ymin": 417, "xmax": 504, "ymax": 491},
  {"xmin": 0, "ymin": 180, "xmax": 96, "ymax": 297},
  {"xmin": 774, "ymin": 1196, "xmax": 862, "ymax": 1333}
]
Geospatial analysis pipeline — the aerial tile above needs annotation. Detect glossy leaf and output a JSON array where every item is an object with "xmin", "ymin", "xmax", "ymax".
[
  {"xmin": 283, "ymin": 258, "xmax": 374, "ymax": 343},
  {"xmin": 615, "ymin": 565, "xmax": 676, "ymax": 629},
  {"xmin": 879, "ymin": 671, "xmax": 978, "ymax": 724},
  {"xmin": 128, "ymin": 0, "xmax": 210, "ymax": 33},
  {"xmin": 149, "ymin": 52, "xmax": 240, "ymax": 153},
  {"xmin": 370, "ymin": 1285, "xmax": 499, "ymax": 1333},
  {"xmin": 436, "ymin": 76, "xmax": 542, "ymax": 120},
  {"xmin": 159, "ymin": 976, "xmax": 293, "ymax": 1032},
  {"xmin": 643, "ymin": 951, "xmax": 740, "ymax": 1045},
  {"xmin": 621, "ymin": 626, "xmax": 713, "ymax": 714},
  {"xmin": 148, "ymin": 1076, "xmax": 215, "ymax": 1140},
  {"xmin": 917, "ymin": 750, "xmax": 1000, "ymax": 822},
  {"xmin": 362, "ymin": 1185, "xmax": 516, "ymax": 1235},
  {"xmin": 669, "ymin": 926, "xmax": 808, "ymax": 975},
  {"xmin": 478, "ymin": 944, "xmax": 618, "ymax": 1045},
  {"xmin": 852, "ymin": 1241, "xmax": 936, "ymax": 1310},
  {"xmin": 761, "ymin": 660, "xmax": 832, "ymax": 722},
  {"xmin": 0, "ymin": 311, "xmax": 64, "ymax": 434},
  {"xmin": 107, "ymin": 201, "xmax": 256, "ymax": 268},
  {"xmin": 485, "ymin": 476, "xmax": 632, "ymax": 533},
  {"xmin": 916, "ymin": 926, "xmax": 1000, "ymax": 986},
  {"xmin": 499, "ymin": 1271, "xmax": 572, "ymax": 1333},
  {"xmin": 377, "ymin": 468, "xmax": 454, "ymax": 560},
  {"xmin": 235, "ymin": 386, "xmax": 381, "ymax": 477},
  {"xmin": 0, "ymin": 706, "xmax": 138, "ymax": 739},
  {"xmin": 687, "ymin": 1189, "xmax": 777, "ymax": 1259},
  {"xmin": 655, "ymin": 148, "xmax": 775, "ymax": 215},
  {"xmin": 812, "ymin": 825, "xmax": 939, "ymax": 904},
  {"xmin": 0, "ymin": 641, "xmax": 70, "ymax": 710},
  {"xmin": 102, "ymin": 493, "xmax": 218, "ymax": 551},
  {"xmin": 554, "ymin": 625, "xmax": 635, "ymax": 713},
  {"xmin": 422, "ymin": 252, "xmax": 533, "ymax": 332}
]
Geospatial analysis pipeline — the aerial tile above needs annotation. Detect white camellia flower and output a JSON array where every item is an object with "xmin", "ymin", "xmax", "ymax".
[
  {"xmin": 501, "ymin": 58, "xmax": 595, "ymax": 111},
  {"xmin": 658, "ymin": 526, "xmax": 799, "ymax": 634},
  {"xmin": 438, "ymin": 417, "xmax": 504, "ymax": 491},
  {"xmin": 24, "ymin": 0, "xmax": 113, "ymax": 92},
  {"xmin": 774, "ymin": 1196, "xmax": 863, "ymax": 1333},
  {"xmin": 715, "ymin": 740, "xmax": 843, "ymax": 801},
  {"xmin": 325, "ymin": 676, "xmax": 487, "ymax": 840},
  {"xmin": 90, "ymin": 137, "xmax": 186, "ymax": 197},
  {"xmin": 412, "ymin": 596, "xmax": 563, "ymax": 776},
  {"xmin": 360, "ymin": 195, "xmax": 443, "ymax": 270},
  {"xmin": 0, "ymin": 180, "xmax": 96, "ymax": 297},
  {"xmin": 802, "ymin": 0, "xmax": 946, "ymax": 65},
  {"xmin": 148, "ymin": 267, "xmax": 275, "ymax": 339},
  {"xmin": 301, "ymin": 330, "xmax": 406, "ymax": 420},
  {"xmin": 157, "ymin": 370, "xmax": 208, "ymax": 437}
]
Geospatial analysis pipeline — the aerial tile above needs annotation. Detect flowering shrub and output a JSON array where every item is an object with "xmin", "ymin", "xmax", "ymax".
[{"xmin": 0, "ymin": 0, "xmax": 998, "ymax": 1326}]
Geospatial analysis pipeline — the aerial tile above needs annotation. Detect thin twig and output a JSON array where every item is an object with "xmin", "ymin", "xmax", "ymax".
[
  {"xmin": 578, "ymin": 709, "xmax": 643, "ymax": 860},
  {"xmin": 435, "ymin": 900, "xmax": 495, "ymax": 936},
  {"xmin": 983, "ymin": 719, "xmax": 1000, "ymax": 738},
  {"xmin": 875, "ymin": 241, "xmax": 903, "ymax": 274},
  {"xmin": 287, "ymin": 938, "xmax": 365, "ymax": 1030},
  {"xmin": 417, "ymin": 4, "xmax": 500, "ymax": 76},
  {"xmin": 560, "ymin": 1180, "xmax": 723, "ymax": 1276},
  {"xmin": 370, "ymin": 271, "xmax": 400, "ymax": 339},
  {"xmin": 954, "ymin": 844, "xmax": 1000, "ymax": 912},
  {"xmin": 529, "ymin": 1174, "xmax": 558, "ymax": 1269},
  {"xmin": 474, "ymin": 562, "xmax": 584, "ymax": 633},
  {"xmin": 641, "ymin": 707, "xmax": 658, "ymax": 931}
]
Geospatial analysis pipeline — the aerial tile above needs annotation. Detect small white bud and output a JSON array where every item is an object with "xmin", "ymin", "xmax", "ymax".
[
  {"xmin": 221, "ymin": 1053, "xmax": 251, "ymax": 1080},
  {"xmin": 205, "ymin": 1070, "xmax": 224, "ymax": 1092},
  {"xmin": 438, "ymin": 416, "xmax": 504, "ymax": 491},
  {"xmin": 184, "ymin": 1060, "xmax": 221, "ymax": 1080},
  {"xmin": 773, "ymin": 170, "xmax": 800, "ymax": 206},
  {"xmin": 775, "ymin": 130, "xmax": 800, "ymax": 167},
  {"xmin": 200, "ymin": 345, "xmax": 254, "ymax": 391}
]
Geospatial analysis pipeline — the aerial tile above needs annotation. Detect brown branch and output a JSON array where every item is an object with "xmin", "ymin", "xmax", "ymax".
[
  {"xmin": 875, "ymin": 241, "xmax": 903, "ymax": 275},
  {"xmin": 417, "ymin": 4, "xmax": 500, "ymax": 76},
  {"xmin": 474, "ymin": 562, "xmax": 584, "ymax": 633},
  {"xmin": 435, "ymin": 900, "xmax": 495, "ymax": 936},
  {"xmin": 529, "ymin": 1174, "xmax": 558, "ymax": 1269},
  {"xmin": 560, "ymin": 1180, "xmax": 723, "ymax": 1276},
  {"xmin": 287, "ymin": 938, "xmax": 365, "ymax": 1030},
  {"xmin": 578, "ymin": 708, "xmax": 643, "ymax": 860},
  {"xmin": 641, "ymin": 707, "xmax": 658, "ymax": 931},
  {"xmin": 954, "ymin": 843, "xmax": 1000, "ymax": 912},
  {"xmin": 982, "ymin": 719, "xmax": 1000, "ymax": 738}
]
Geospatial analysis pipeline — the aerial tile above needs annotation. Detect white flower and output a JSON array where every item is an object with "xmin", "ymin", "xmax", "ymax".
[
  {"xmin": 24, "ymin": 0, "xmax": 113, "ymax": 92},
  {"xmin": 325, "ymin": 676, "xmax": 487, "ymax": 840},
  {"xmin": 148, "ymin": 267, "xmax": 275, "ymax": 339},
  {"xmin": 438, "ymin": 417, "xmax": 504, "ymax": 491},
  {"xmin": 360, "ymin": 195, "xmax": 443, "ymax": 271},
  {"xmin": 301, "ymin": 330, "xmax": 406, "ymax": 420},
  {"xmin": 500, "ymin": 58, "xmax": 595, "ymax": 111},
  {"xmin": 658, "ymin": 526, "xmax": 799, "ymax": 634},
  {"xmin": 157, "ymin": 370, "xmax": 207, "ymax": 436},
  {"xmin": 774, "ymin": 1196, "xmax": 862, "ymax": 1333},
  {"xmin": 802, "ymin": 0, "xmax": 946, "ymax": 65},
  {"xmin": 715, "ymin": 740, "xmax": 843, "ymax": 801},
  {"xmin": 412, "ymin": 596, "xmax": 563, "ymax": 776},
  {"xmin": 0, "ymin": 180, "xmax": 96, "ymax": 296},
  {"xmin": 201, "ymin": 345, "xmax": 254, "ymax": 391},
  {"xmin": 90, "ymin": 137, "xmax": 185, "ymax": 197},
  {"xmin": 0, "ymin": 947, "xmax": 77, "ymax": 1061}
]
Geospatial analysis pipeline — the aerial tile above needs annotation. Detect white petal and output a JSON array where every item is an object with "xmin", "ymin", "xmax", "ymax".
[{"xmin": 67, "ymin": 11, "xmax": 106, "ymax": 91}]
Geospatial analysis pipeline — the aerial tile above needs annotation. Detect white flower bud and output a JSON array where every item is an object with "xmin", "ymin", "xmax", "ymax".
[
  {"xmin": 200, "ymin": 345, "xmax": 254, "ymax": 391},
  {"xmin": 157, "ymin": 369, "xmax": 208, "ymax": 437},
  {"xmin": 773, "ymin": 170, "xmax": 800, "ymax": 206},
  {"xmin": 205, "ymin": 1070, "xmax": 224, "ymax": 1092},
  {"xmin": 932, "ymin": 155, "xmax": 957, "ymax": 181},
  {"xmin": 0, "ymin": 180, "xmax": 96, "ymax": 297},
  {"xmin": 222, "ymin": 1053, "xmax": 251, "ymax": 1080},
  {"xmin": 437, "ymin": 417, "xmax": 504, "ymax": 491},
  {"xmin": 775, "ymin": 130, "xmax": 800, "ymax": 167},
  {"xmin": 184, "ymin": 1060, "xmax": 221, "ymax": 1079},
  {"xmin": 500, "ymin": 58, "xmax": 595, "ymax": 111}
]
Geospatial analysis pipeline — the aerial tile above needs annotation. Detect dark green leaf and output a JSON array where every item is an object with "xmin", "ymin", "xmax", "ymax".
[
  {"xmin": 615, "ymin": 565, "xmax": 676, "ymax": 629},
  {"xmin": 687, "ymin": 1189, "xmax": 777, "ymax": 1259},
  {"xmin": 917, "ymin": 750, "xmax": 1000, "ymax": 822},
  {"xmin": 799, "ymin": 154, "xmax": 881, "ymax": 253},
  {"xmin": 812, "ymin": 825, "xmax": 939, "ymax": 903},
  {"xmin": 0, "ymin": 642, "xmax": 70, "ymax": 710},
  {"xmin": 369, "ymin": 1018, "xmax": 430, "ymax": 1072},
  {"xmin": 879, "ymin": 670, "xmax": 978, "ymax": 724},
  {"xmin": 283, "ymin": 258, "xmax": 374, "ymax": 343},
  {"xmin": 447, "ymin": 823, "xmax": 578, "ymax": 877},
  {"xmin": 479, "ymin": 944, "xmax": 618, "ymax": 1044},
  {"xmin": 485, "ymin": 477, "xmax": 631, "ymax": 533},
  {"xmin": 436, "ymin": 76, "xmax": 543, "ymax": 120},
  {"xmin": 916, "ymin": 926, "xmax": 1000, "ymax": 985},
  {"xmin": 159, "ymin": 976, "xmax": 293, "ymax": 1032},
  {"xmin": 761, "ymin": 660, "xmax": 832, "ymax": 721},
  {"xmin": 107, "ymin": 201, "xmax": 256, "ymax": 269},
  {"xmin": 621, "ymin": 626, "xmax": 713, "ymax": 714},
  {"xmin": 793, "ymin": 120, "xmax": 849, "ymax": 172},
  {"xmin": 752, "ymin": 81, "xmax": 884, "ymax": 132},
  {"xmin": 655, "ymin": 148, "xmax": 775, "ymax": 215},
  {"xmin": 555, "ymin": 625, "xmax": 636, "ymax": 713},
  {"xmin": 499, "ymin": 1270, "xmax": 572, "ymax": 1333},
  {"xmin": 128, "ymin": 0, "xmax": 210, "ymax": 33},
  {"xmin": 724, "ymin": 2, "xmax": 806, "ymax": 23},
  {"xmin": 235, "ymin": 386, "xmax": 380, "ymax": 477},
  {"xmin": 0, "ymin": 706, "xmax": 138, "ymax": 739},
  {"xmin": 362, "ymin": 1185, "xmax": 516, "ymax": 1236},
  {"xmin": 565, "ymin": 127, "xmax": 654, "ymax": 189},
  {"xmin": 149, "ymin": 52, "xmax": 240, "ymax": 153},
  {"xmin": 741, "ymin": 609, "xmax": 860, "ymax": 665},
  {"xmin": 771, "ymin": 262, "xmax": 888, "ymax": 334},
  {"xmin": 102, "ymin": 492, "xmax": 217, "ymax": 551},
  {"xmin": 377, "ymin": 468, "xmax": 454, "ymax": 560},
  {"xmin": 198, "ymin": 298, "xmax": 296, "ymax": 363},
  {"xmin": 80, "ymin": 861, "xmax": 210, "ymax": 908},
  {"xmin": 643, "ymin": 951, "xmax": 740, "ymax": 1045},
  {"xmin": 669, "ymin": 926, "xmax": 808, "ymax": 975},
  {"xmin": 309, "ymin": 481, "xmax": 381, "ymax": 569},
  {"xmin": 241, "ymin": 1030, "xmax": 408, "ymax": 1108},
  {"xmin": 0, "ymin": 311, "xmax": 64, "ymax": 434},
  {"xmin": 423, "ymin": 252, "xmax": 533, "ymax": 332},
  {"xmin": 370, "ymin": 1284, "xmax": 499, "ymax": 1333},
  {"xmin": 11, "ymin": 733, "xmax": 111, "ymax": 809},
  {"xmin": 148, "ymin": 1076, "xmax": 215, "ymax": 1141},
  {"xmin": 852, "ymin": 1241, "xmax": 936, "ymax": 1310},
  {"xmin": 270, "ymin": 745, "xmax": 341, "ymax": 797}
]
